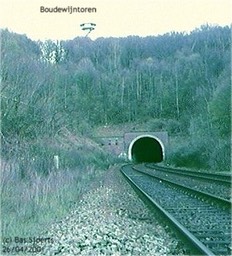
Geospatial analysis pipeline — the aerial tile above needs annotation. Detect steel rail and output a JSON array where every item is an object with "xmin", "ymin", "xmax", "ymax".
[
  {"xmin": 121, "ymin": 165, "xmax": 216, "ymax": 256},
  {"xmin": 146, "ymin": 164, "xmax": 231, "ymax": 184},
  {"xmin": 133, "ymin": 166, "xmax": 231, "ymax": 208}
]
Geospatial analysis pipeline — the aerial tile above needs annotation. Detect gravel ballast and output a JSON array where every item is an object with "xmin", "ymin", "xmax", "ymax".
[
  {"xmin": 38, "ymin": 165, "xmax": 180, "ymax": 255},
  {"xmin": 141, "ymin": 165, "xmax": 231, "ymax": 200},
  {"xmin": 122, "ymin": 165, "xmax": 231, "ymax": 255}
]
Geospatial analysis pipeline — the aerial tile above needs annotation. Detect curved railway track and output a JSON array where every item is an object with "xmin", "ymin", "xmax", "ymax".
[
  {"xmin": 142, "ymin": 164, "xmax": 231, "ymax": 201},
  {"xmin": 146, "ymin": 164, "xmax": 231, "ymax": 184},
  {"xmin": 121, "ymin": 164, "xmax": 231, "ymax": 256}
]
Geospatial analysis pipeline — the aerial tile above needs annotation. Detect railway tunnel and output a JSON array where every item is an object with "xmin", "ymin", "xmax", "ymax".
[{"xmin": 128, "ymin": 135, "xmax": 164, "ymax": 163}]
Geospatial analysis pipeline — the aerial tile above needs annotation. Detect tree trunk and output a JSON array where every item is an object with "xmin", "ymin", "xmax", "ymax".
[{"xmin": 175, "ymin": 65, "xmax": 180, "ymax": 119}]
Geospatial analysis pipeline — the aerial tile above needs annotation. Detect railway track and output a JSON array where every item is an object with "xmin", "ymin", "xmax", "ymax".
[
  {"xmin": 142, "ymin": 164, "xmax": 231, "ymax": 201},
  {"xmin": 121, "ymin": 164, "xmax": 231, "ymax": 256},
  {"xmin": 146, "ymin": 164, "xmax": 231, "ymax": 184}
]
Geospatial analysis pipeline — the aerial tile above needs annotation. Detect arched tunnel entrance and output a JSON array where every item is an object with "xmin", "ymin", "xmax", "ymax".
[{"xmin": 128, "ymin": 135, "xmax": 164, "ymax": 163}]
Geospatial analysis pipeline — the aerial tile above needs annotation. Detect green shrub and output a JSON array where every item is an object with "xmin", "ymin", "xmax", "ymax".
[
  {"xmin": 167, "ymin": 135, "xmax": 230, "ymax": 172},
  {"xmin": 167, "ymin": 141, "xmax": 209, "ymax": 169},
  {"xmin": 165, "ymin": 119, "xmax": 182, "ymax": 135},
  {"xmin": 148, "ymin": 119, "xmax": 165, "ymax": 131},
  {"xmin": 208, "ymin": 139, "xmax": 230, "ymax": 172},
  {"xmin": 148, "ymin": 118, "xmax": 182, "ymax": 135}
]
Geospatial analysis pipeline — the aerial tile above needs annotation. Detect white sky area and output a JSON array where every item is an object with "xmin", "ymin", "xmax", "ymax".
[{"xmin": 0, "ymin": 0, "xmax": 231, "ymax": 41}]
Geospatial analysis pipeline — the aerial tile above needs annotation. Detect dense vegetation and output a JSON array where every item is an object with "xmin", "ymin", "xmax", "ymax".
[
  {"xmin": 1, "ymin": 24, "xmax": 230, "ymax": 171},
  {"xmin": 0, "ymin": 25, "xmax": 230, "ymax": 237}
]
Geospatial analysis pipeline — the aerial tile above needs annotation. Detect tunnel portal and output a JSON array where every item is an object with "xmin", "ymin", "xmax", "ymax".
[{"xmin": 128, "ymin": 135, "xmax": 164, "ymax": 163}]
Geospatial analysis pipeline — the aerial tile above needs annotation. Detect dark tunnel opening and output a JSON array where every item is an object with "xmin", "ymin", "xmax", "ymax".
[{"xmin": 130, "ymin": 137, "xmax": 163, "ymax": 163}]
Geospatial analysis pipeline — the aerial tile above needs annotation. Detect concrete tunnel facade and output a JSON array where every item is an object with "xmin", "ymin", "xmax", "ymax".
[{"xmin": 128, "ymin": 135, "xmax": 165, "ymax": 163}]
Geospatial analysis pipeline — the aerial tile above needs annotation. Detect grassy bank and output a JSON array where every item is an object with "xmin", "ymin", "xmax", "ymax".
[{"xmin": 1, "ymin": 130, "xmax": 115, "ymax": 238}]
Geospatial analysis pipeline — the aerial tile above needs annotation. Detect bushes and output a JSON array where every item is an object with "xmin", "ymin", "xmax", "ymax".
[
  {"xmin": 167, "ymin": 139, "xmax": 209, "ymax": 169},
  {"xmin": 1, "ymin": 135, "xmax": 112, "ymax": 179},
  {"xmin": 167, "ymin": 136, "xmax": 230, "ymax": 172},
  {"xmin": 1, "ymin": 161, "xmax": 105, "ymax": 238},
  {"xmin": 208, "ymin": 139, "xmax": 230, "ymax": 172},
  {"xmin": 148, "ymin": 118, "xmax": 182, "ymax": 135},
  {"xmin": 1, "ymin": 133, "xmax": 113, "ymax": 238}
]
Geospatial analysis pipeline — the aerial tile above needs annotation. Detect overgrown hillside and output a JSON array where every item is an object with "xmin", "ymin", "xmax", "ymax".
[
  {"xmin": 1, "ymin": 25, "xmax": 230, "ymax": 172},
  {"xmin": 0, "ymin": 25, "xmax": 230, "ymax": 236}
]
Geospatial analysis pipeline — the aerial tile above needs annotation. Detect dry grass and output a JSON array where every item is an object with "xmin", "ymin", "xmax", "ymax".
[
  {"xmin": 1, "ymin": 159, "xmax": 104, "ymax": 238},
  {"xmin": 1, "ymin": 130, "xmax": 113, "ymax": 238}
]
